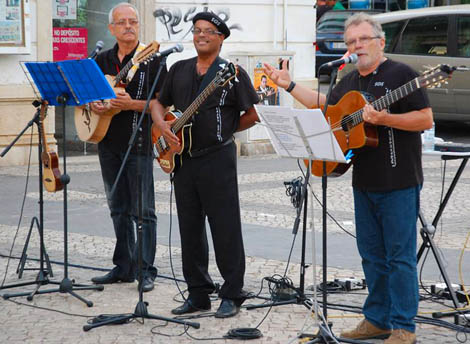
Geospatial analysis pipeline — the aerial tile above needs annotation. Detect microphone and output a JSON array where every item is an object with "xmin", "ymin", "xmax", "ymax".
[
  {"xmin": 88, "ymin": 40, "xmax": 104, "ymax": 59},
  {"xmin": 321, "ymin": 53, "xmax": 358, "ymax": 69},
  {"xmin": 155, "ymin": 44, "xmax": 184, "ymax": 58}
]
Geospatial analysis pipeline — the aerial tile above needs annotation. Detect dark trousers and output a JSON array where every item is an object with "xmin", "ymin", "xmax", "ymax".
[
  {"xmin": 98, "ymin": 144, "xmax": 158, "ymax": 280},
  {"xmin": 173, "ymin": 141, "xmax": 245, "ymax": 302}
]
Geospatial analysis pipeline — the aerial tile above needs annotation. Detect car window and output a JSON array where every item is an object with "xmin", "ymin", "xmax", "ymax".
[
  {"xmin": 317, "ymin": 12, "xmax": 352, "ymax": 32},
  {"xmin": 382, "ymin": 21, "xmax": 405, "ymax": 53},
  {"xmin": 397, "ymin": 15, "xmax": 448, "ymax": 55},
  {"xmin": 457, "ymin": 15, "xmax": 470, "ymax": 57}
]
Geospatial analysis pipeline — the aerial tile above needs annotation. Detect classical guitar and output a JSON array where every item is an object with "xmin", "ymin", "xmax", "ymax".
[
  {"xmin": 74, "ymin": 41, "xmax": 160, "ymax": 143},
  {"xmin": 309, "ymin": 64, "xmax": 455, "ymax": 177},
  {"xmin": 39, "ymin": 101, "xmax": 63, "ymax": 192},
  {"xmin": 152, "ymin": 62, "xmax": 237, "ymax": 174}
]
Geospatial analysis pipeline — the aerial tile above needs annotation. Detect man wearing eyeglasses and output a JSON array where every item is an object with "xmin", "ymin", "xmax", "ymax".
[
  {"xmin": 150, "ymin": 12, "xmax": 259, "ymax": 318},
  {"xmin": 89, "ymin": 2, "xmax": 167, "ymax": 293},
  {"xmin": 264, "ymin": 13, "xmax": 432, "ymax": 344}
]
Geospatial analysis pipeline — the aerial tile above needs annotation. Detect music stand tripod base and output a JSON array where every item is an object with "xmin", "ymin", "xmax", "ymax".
[{"xmin": 3, "ymin": 60, "xmax": 116, "ymax": 306}]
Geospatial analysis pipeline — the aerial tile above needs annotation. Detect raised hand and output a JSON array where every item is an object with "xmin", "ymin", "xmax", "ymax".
[{"xmin": 263, "ymin": 60, "xmax": 291, "ymax": 90}]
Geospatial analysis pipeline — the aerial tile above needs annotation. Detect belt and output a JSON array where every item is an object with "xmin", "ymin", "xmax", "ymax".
[{"xmin": 188, "ymin": 138, "xmax": 233, "ymax": 158}]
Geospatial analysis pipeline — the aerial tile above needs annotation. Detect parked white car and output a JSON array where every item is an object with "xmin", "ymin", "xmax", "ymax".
[{"xmin": 341, "ymin": 5, "xmax": 470, "ymax": 122}]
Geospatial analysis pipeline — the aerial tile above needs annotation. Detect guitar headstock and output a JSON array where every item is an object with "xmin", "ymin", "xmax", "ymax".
[
  {"xmin": 418, "ymin": 64, "xmax": 455, "ymax": 89},
  {"xmin": 135, "ymin": 41, "xmax": 160, "ymax": 64},
  {"xmin": 215, "ymin": 62, "xmax": 237, "ymax": 87},
  {"xmin": 39, "ymin": 100, "xmax": 48, "ymax": 121}
]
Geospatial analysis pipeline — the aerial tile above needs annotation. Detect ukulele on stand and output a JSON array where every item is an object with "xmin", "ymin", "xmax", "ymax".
[{"xmin": 39, "ymin": 101, "xmax": 63, "ymax": 192}]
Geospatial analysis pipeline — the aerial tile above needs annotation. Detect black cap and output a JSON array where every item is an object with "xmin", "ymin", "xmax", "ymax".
[{"xmin": 192, "ymin": 12, "xmax": 230, "ymax": 39}]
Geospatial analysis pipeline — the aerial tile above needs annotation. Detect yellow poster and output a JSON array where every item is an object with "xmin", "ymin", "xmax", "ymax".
[{"xmin": 254, "ymin": 67, "xmax": 279, "ymax": 106}]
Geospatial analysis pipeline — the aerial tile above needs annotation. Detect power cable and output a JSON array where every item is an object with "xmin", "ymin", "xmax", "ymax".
[{"xmin": 1, "ymin": 125, "xmax": 34, "ymax": 288}]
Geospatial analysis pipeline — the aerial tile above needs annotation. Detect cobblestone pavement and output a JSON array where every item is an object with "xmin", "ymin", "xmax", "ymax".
[{"xmin": 1, "ymin": 153, "xmax": 469, "ymax": 343}]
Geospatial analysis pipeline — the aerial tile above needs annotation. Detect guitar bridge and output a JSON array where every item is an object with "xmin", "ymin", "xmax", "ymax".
[{"xmin": 158, "ymin": 136, "xmax": 168, "ymax": 151}]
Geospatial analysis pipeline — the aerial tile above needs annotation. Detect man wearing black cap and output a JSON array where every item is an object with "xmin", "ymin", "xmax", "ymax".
[{"xmin": 150, "ymin": 11, "xmax": 259, "ymax": 318}]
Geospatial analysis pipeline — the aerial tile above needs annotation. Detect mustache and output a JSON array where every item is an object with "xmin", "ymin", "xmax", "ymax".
[{"xmin": 124, "ymin": 29, "xmax": 135, "ymax": 34}]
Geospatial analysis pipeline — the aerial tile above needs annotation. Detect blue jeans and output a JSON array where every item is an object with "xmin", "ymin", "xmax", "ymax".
[
  {"xmin": 98, "ymin": 145, "xmax": 158, "ymax": 280},
  {"xmin": 353, "ymin": 185, "xmax": 420, "ymax": 333}
]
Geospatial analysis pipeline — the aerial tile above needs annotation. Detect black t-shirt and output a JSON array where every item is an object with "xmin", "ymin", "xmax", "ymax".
[
  {"xmin": 95, "ymin": 43, "xmax": 167, "ymax": 154},
  {"xmin": 158, "ymin": 57, "xmax": 259, "ymax": 151},
  {"xmin": 330, "ymin": 59, "xmax": 430, "ymax": 191}
]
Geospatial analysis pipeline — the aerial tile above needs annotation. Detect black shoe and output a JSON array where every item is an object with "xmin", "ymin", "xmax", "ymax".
[
  {"xmin": 171, "ymin": 299, "xmax": 211, "ymax": 315},
  {"xmin": 91, "ymin": 271, "xmax": 134, "ymax": 285},
  {"xmin": 138, "ymin": 276, "xmax": 155, "ymax": 293},
  {"xmin": 215, "ymin": 299, "xmax": 239, "ymax": 318}
]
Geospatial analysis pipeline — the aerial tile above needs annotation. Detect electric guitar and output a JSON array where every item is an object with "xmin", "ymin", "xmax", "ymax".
[
  {"xmin": 74, "ymin": 41, "xmax": 160, "ymax": 143},
  {"xmin": 152, "ymin": 62, "xmax": 237, "ymax": 174},
  {"xmin": 39, "ymin": 101, "xmax": 63, "ymax": 192},
  {"xmin": 308, "ymin": 64, "xmax": 455, "ymax": 177}
]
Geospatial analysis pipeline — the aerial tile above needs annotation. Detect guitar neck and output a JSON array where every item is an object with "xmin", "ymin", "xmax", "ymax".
[
  {"xmin": 39, "ymin": 103, "xmax": 50, "ymax": 153},
  {"xmin": 114, "ymin": 58, "xmax": 133, "ymax": 86},
  {"xmin": 372, "ymin": 77, "xmax": 420, "ymax": 111},
  {"xmin": 351, "ymin": 77, "xmax": 421, "ymax": 126},
  {"xmin": 172, "ymin": 78, "xmax": 220, "ymax": 133}
]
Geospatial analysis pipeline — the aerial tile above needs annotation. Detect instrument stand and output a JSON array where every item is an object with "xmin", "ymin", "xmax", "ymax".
[
  {"xmin": 16, "ymin": 216, "xmax": 53, "ymax": 279},
  {"xmin": 0, "ymin": 102, "xmax": 54, "ymax": 294},
  {"xmin": 2, "ymin": 59, "xmax": 116, "ymax": 305},
  {"xmin": 418, "ymin": 153, "xmax": 470, "ymax": 316},
  {"xmin": 246, "ymin": 162, "xmax": 312, "ymax": 312},
  {"xmin": 249, "ymin": 67, "xmax": 352, "ymax": 343},
  {"xmin": 3, "ymin": 97, "xmax": 104, "ymax": 306},
  {"xmin": 83, "ymin": 56, "xmax": 199, "ymax": 331}
]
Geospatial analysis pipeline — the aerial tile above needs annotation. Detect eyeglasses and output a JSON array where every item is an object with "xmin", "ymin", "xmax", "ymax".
[
  {"xmin": 113, "ymin": 19, "xmax": 139, "ymax": 27},
  {"xmin": 345, "ymin": 36, "xmax": 380, "ymax": 47},
  {"xmin": 191, "ymin": 28, "xmax": 222, "ymax": 36}
]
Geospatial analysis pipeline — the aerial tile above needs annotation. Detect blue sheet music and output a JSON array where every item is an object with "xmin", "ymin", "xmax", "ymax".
[{"xmin": 25, "ymin": 59, "xmax": 115, "ymax": 106}]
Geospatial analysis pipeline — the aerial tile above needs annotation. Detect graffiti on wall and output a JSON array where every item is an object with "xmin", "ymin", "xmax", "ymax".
[{"xmin": 153, "ymin": 6, "xmax": 242, "ymax": 41}]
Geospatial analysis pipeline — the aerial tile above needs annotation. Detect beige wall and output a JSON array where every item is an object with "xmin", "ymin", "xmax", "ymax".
[{"xmin": 0, "ymin": 0, "xmax": 54, "ymax": 167}]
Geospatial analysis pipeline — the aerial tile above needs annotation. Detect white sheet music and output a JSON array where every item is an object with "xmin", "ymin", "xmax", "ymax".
[
  {"xmin": 255, "ymin": 105, "xmax": 346, "ymax": 163},
  {"xmin": 255, "ymin": 105, "xmax": 309, "ymax": 158}
]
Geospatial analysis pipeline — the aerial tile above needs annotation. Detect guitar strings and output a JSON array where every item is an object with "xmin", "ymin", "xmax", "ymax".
[
  {"xmin": 327, "ymin": 66, "xmax": 442, "ymax": 132},
  {"xmin": 326, "ymin": 78, "xmax": 419, "ymax": 132}
]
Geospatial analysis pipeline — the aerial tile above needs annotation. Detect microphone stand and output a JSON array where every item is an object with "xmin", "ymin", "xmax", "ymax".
[
  {"xmin": 84, "ymin": 55, "xmax": 199, "ymax": 331},
  {"xmin": 303, "ymin": 66, "xmax": 360, "ymax": 343}
]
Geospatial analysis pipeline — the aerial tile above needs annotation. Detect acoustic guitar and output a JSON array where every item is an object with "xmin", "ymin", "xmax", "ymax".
[
  {"xmin": 74, "ymin": 41, "xmax": 160, "ymax": 143},
  {"xmin": 309, "ymin": 64, "xmax": 455, "ymax": 177},
  {"xmin": 152, "ymin": 62, "xmax": 237, "ymax": 174},
  {"xmin": 39, "ymin": 101, "xmax": 63, "ymax": 192}
]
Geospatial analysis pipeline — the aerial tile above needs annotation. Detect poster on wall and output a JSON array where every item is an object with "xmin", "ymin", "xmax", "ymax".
[
  {"xmin": 253, "ymin": 67, "xmax": 279, "ymax": 106},
  {"xmin": 52, "ymin": 0, "xmax": 77, "ymax": 20},
  {"xmin": 0, "ymin": 0, "xmax": 23, "ymax": 46},
  {"xmin": 53, "ymin": 27, "xmax": 88, "ymax": 61}
]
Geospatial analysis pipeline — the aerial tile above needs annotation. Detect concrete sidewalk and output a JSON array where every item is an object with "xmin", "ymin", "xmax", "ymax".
[
  {"xmin": 1, "ymin": 154, "xmax": 469, "ymax": 343},
  {"xmin": 0, "ymin": 224, "xmax": 466, "ymax": 343}
]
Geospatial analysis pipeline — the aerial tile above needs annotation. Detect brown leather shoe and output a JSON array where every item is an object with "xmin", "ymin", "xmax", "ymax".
[
  {"xmin": 340, "ymin": 319, "xmax": 392, "ymax": 340},
  {"xmin": 384, "ymin": 329, "xmax": 417, "ymax": 344}
]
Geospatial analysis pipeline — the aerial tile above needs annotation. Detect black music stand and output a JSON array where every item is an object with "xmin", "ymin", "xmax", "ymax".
[
  {"xmin": 251, "ymin": 103, "xmax": 349, "ymax": 343},
  {"xmin": 418, "ymin": 151, "xmax": 470, "ymax": 315},
  {"xmin": 2, "ymin": 59, "xmax": 115, "ymax": 306}
]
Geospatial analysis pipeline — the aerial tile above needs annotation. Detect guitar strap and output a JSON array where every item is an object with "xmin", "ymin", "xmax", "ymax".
[
  {"xmin": 126, "ymin": 42, "xmax": 147, "ymax": 83},
  {"xmin": 196, "ymin": 56, "xmax": 228, "ymax": 96}
]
